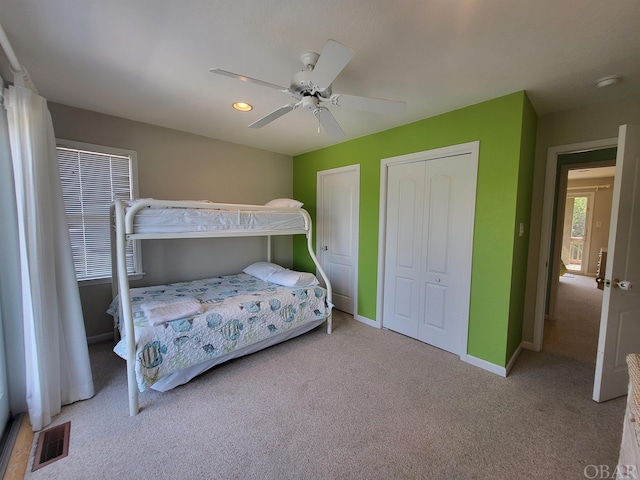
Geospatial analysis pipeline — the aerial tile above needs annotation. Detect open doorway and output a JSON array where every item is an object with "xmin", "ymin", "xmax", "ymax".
[
  {"xmin": 544, "ymin": 159, "xmax": 616, "ymax": 363},
  {"xmin": 561, "ymin": 191, "xmax": 594, "ymax": 275}
]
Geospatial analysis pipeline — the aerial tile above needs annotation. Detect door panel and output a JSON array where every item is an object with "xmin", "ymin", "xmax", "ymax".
[
  {"xmin": 593, "ymin": 124, "xmax": 640, "ymax": 402},
  {"xmin": 397, "ymin": 177, "xmax": 420, "ymax": 268},
  {"xmin": 418, "ymin": 154, "xmax": 476, "ymax": 354},
  {"xmin": 425, "ymin": 173, "xmax": 451, "ymax": 274},
  {"xmin": 424, "ymin": 283, "xmax": 446, "ymax": 329},
  {"xmin": 318, "ymin": 167, "xmax": 359, "ymax": 314},
  {"xmin": 326, "ymin": 262, "xmax": 351, "ymax": 304},
  {"xmin": 394, "ymin": 277, "xmax": 415, "ymax": 319},
  {"xmin": 383, "ymin": 161, "xmax": 424, "ymax": 337}
]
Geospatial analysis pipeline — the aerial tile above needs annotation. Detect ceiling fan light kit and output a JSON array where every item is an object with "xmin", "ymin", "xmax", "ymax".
[{"xmin": 210, "ymin": 39, "xmax": 406, "ymax": 137}]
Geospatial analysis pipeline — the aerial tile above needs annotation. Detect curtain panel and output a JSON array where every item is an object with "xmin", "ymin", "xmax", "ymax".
[{"xmin": 4, "ymin": 82, "xmax": 94, "ymax": 431}]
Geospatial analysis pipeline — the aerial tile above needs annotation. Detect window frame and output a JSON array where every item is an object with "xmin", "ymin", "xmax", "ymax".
[{"xmin": 56, "ymin": 139, "xmax": 143, "ymax": 286}]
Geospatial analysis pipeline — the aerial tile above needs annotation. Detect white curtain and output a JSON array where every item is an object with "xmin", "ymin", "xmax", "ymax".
[
  {"xmin": 0, "ymin": 83, "xmax": 27, "ymax": 416},
  {"xmin": 3, "ymin": 78, "xmax": 94, "ymax": 431}
]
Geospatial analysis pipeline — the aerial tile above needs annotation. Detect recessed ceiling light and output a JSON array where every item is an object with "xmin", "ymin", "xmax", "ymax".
[
  {"xmin": 595, "ymin": 76, "xmax": 620, "ymax": 88},
  {"xmin": 232, "ymin": 102, "xmax": 253, "ymax": 112}
]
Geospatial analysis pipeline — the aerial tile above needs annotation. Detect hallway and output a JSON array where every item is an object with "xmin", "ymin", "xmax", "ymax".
[{"xmin": 543, "ymin": 274, "xmax": 603, "ymax": 364}]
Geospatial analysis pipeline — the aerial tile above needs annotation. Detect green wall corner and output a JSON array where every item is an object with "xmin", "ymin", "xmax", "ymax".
[{"xmin": 294, "ymin": 91, "xmax": 538, "ymax": 369}]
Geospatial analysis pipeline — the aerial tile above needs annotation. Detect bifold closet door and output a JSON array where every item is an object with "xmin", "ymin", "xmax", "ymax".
[
  {"xmin": 383, "ymin": 153, "xmax": 476, "ymax": 356},
  {"xmin": 383, "ymin": 161, "xmax": 424, "ymax": 338}
]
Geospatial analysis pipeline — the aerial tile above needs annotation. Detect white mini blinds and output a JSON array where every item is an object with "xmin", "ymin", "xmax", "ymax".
[{"xmin": 57, "ymin": 142, "xmax": 140, "ymax": 282}]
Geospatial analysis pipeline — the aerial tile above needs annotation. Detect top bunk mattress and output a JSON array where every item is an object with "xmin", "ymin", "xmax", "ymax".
[{"xmin": 122, "ymin": 199, "xmax": 308, "ymax": 235}]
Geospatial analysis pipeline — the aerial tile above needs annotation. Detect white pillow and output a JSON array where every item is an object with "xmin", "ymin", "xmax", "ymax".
[
  {"xmin": 265, "ymin": 198, "xmax": 304, "ymax": 208},
  {"xmin": 268, "ymin": 269, "xmax": 319, "ymax": 287},
  {"xmin": 243, "ymin": 261, "xmax": 285, "ymax": 281}
]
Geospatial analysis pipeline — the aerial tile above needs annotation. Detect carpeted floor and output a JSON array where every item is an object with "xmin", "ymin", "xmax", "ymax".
[
  {"xmin": 544, "ymin": 273, "xmax": 603, "ymax": 363},
  {"xmin": 23, "ymin": 306, "xmax": 625, "ymax": 480}
]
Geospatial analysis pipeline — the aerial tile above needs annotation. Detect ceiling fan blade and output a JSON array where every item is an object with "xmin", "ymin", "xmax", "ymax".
[
  {"xmin": 329, "ymin": 94, "xmax": 406, "ymax": 115},
  {"xmin": 248, "ymin": 103, "xmax": 298, "ymax": 129},
  {"xmin": 310, "ymin": 40, "xmax": 354, "ymax": 90},
  {"xmin": 209, "ymin": 68, "xmax": 289, "ymax": 92},
  {"xmin": 315, "ymin": 107, "xmax": 345, "ymax": 138}
]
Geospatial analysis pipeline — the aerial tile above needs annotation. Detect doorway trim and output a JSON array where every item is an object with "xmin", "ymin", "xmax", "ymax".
[{"xmin": 532, "ymin": 137, "xmax": 618, "ymax": 351}]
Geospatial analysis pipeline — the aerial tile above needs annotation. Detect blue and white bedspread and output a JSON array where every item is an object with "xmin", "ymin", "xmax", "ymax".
[{"xmin": 107, "ymin": 273, "xmax": 329, "ymax": 391}]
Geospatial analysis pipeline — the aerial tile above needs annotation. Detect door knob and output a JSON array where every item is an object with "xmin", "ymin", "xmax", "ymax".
[
  {"xmin": 323, "ymin": 245, "xmax": 328, "ymax": 251},
  {"xmin": 605, "ymin": 278, "xmax": 633, "ymax": 290}
]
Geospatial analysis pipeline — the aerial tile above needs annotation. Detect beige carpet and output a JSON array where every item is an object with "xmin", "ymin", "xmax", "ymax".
[
  {"xmin": 24, "ymin": 309, "xmax": 624, "ymax": 480},
  {"xmin": 544, "ymin": 274, "xmax": 603, "ymax": 363}
]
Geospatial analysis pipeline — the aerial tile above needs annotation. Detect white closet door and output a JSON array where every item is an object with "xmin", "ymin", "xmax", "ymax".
[
  {"xmin": 383, "ymin": 161, "xmax": 425, "ymax": 337},
  {"xmin": 383, "ymin": 150, "xmax": 477, "ymax": 356},
  {"xmin": 417, "ymin": 153, "xmax": 476, "ymax": 355}
]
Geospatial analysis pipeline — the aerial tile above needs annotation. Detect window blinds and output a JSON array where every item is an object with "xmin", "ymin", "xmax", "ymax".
[{"xmin": 58, "ymin": 146, "xmax": 137, "ymax": 281}]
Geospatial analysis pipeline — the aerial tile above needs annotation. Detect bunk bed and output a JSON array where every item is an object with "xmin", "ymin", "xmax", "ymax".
[{"xmin": 109, "ymin": 198, "xmax": 333, "ymax": 416}]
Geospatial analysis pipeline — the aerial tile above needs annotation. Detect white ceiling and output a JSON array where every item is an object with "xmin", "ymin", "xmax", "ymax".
[{"xmin": 1, "ymin": 1, "xmax": 639, "ymax": 156}]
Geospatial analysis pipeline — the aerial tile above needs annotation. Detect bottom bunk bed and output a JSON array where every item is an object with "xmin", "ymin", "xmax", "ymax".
[
  {"xmin": 111, "ymin": 197, "xmax": 333, "ymax": 415},
  {"xmin": 108, "ymin": 265, "xmax": 331, "ymax": 393}
]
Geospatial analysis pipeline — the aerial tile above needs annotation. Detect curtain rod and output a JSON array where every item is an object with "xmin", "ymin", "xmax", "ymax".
[
  {"xmin": 0, "ymin": 21, "xmax": 32, "ymax": 86},
  {"xmin": 567, "ymin": 184, "xmax": 611, "ymax": 191}
]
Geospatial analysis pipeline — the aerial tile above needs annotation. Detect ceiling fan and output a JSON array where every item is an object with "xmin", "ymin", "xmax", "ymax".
[{"xmin": 209, "ymin": 39, "xmax": 405, "ymax": 138}]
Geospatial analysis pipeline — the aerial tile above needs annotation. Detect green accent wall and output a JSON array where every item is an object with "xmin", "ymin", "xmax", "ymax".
[
  {"xmin": 293, "ymin": 91, "xmax": 537, "ymax": 368},
  {"xmin": 506, "ymin": 94, "xmax": 538, "ymax": 362}
]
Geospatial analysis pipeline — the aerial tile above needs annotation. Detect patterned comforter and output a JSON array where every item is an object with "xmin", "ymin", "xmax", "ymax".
[{"xmin": 108, "ymin": 273, "xmax": 329, "ymax": 391}]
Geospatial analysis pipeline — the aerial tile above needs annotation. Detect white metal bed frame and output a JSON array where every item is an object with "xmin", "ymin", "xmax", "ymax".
[{"xmin": 111, "ymin": 198, "xmax": 333, "ymax": 416}]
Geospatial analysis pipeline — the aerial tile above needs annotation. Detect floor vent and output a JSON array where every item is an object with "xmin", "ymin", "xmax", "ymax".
[{"xmin": 31, "ymin": 421, "xmax": 70, "ymax": 471}]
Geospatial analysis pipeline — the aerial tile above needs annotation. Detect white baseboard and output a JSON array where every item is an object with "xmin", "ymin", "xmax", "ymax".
[
  {"xmin": 353, "ymin": 313, "xmax": 526, "ymax": 377},
  {"xmin": 354, "ymin": 313, "xmax": 379, "ymax": 328},
  {"xmin": 521, "ymin": 341, "xmax": 537, "ymax": 351},
  {"xmin": 464, "ymin": 342, "xmax": 524, "ymax": 377},
  {"xmin": 463, "ymin": 354, "xmax": 507, "ymax": 377},
  {"xmin": 87, "ymin": 332, "xmax": 114, "ymax": 345},
  {"xmin": 505, "ymin": 342, "xmax": 523, "ymax": 375}
]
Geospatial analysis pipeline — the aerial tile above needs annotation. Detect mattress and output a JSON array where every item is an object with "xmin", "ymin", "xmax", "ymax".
[
  {"xmin": 125, "ymin": 201, "xmax": 307, "ymax": 234},
  {"xmin": 108, "ymin": 273, "xmax": 329, "ymax": 392}
]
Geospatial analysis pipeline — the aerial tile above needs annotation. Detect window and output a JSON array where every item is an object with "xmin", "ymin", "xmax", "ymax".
[{"xmin": 57, "ymin": 140, "xmax": 141, "ymax": 283}]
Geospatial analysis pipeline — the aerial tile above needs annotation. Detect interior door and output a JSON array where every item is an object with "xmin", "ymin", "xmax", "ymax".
[
  {"xmin": 317, "ymin": 167, "xmax": 359, "ymax": 314},
  {"xmin": 383, "ymin": 150, "xmax": 477, "ymax": 356},
  {"xmin": 593, "ymin": 124, "xmax": 640, "ymax": 402}
]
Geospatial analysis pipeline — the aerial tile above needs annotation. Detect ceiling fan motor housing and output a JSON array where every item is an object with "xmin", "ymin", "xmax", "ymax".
[
  {"xmin": 301, "ymin": 52, "xmax": 319, "ymax": 69},
  {"xmin": 290, "ymin": 70, "xmax": 331, "ymax": 99}
]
